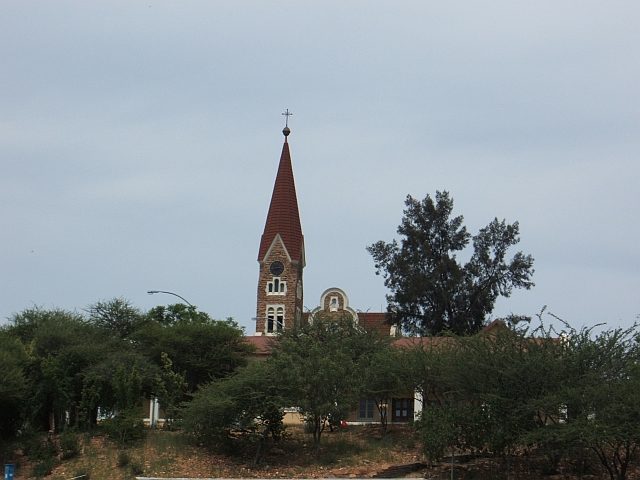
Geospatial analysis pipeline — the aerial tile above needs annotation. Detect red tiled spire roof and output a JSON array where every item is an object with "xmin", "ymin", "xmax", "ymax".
[{"xmin": 258, "ymin": 139, "xmax": 304, "ymax": 262}]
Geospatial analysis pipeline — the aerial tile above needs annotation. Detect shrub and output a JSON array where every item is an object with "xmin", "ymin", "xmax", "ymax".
[
  {"xmin": 21, "ymin": 431, "xmax": 58, "ymax": 461},
  {"xmin": 60, "ymin": 428, "xmax": 81, "ymax": 459},
  {"xmin": 100, "ymin": 408, "xmax": 145, "ymax": 445},
  {"xmin": 31, "ymin": 456, "xmax": 59, "ymax": 479},
  {"xmin": 129, "ymin": 460, "xmax": 144, "ymax": 475},
  {"xmin": 117, "ymin": 451, "xmax": 131, "ymax": 467}
]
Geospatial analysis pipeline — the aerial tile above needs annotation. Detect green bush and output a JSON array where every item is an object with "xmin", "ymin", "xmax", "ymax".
[
  {"xmin": 100, "ymin": 408, "xmax": 145, "ymax": 445},
  {"xmin": 117, "ymin": 450, "xmax": 131, "ymax": 467},
  {"xmin": 129, "ymin": 460, "xmax": 144, "ymax": 475},
  {"xmin": 60, "ymin": 428, "xmax": 81, "ymax": 459},
  {"xmin": 303, "ymin": 420, "xmax": 315, "ymax": 434},
  {"xmin": 21, "ymin": 431, "xmax": 58, "ymax": 461},
  {"xmin": 31, "ymin": 456, "xmax": 59, "ymax": 479}
]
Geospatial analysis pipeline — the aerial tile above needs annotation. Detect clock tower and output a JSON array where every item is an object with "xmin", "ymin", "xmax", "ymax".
[{"xmin": 255, "ymin": 123, "xmax": 304, "ymax": 334}]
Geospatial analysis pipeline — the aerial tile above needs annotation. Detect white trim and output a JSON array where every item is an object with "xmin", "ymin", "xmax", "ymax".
[
  {"xmin": 299, "ymin": 238, "xmax": 306, "ymax": 268},
  {"xmin": 266, "ymin": 277, "xmax": 287, "ymax": 295},
  {"xmin": 263, "ymin": 234, "xmax": 292, "ymax": 263},
  {"xmin": 265, "ymin": 304, "xmax": 285, "ymax": 334},
  {"xmin": 310, "ymin": 287, "xmax": 359, "ymax": 325},
  {"xmin": 414, "ymin": 392, "xmax": 423, "ymax": 422}
]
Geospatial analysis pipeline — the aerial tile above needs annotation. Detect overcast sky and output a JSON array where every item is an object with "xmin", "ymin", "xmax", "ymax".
[{"xmin": 1, "ymin": 1, "xmax": 638, "ymax": 333}]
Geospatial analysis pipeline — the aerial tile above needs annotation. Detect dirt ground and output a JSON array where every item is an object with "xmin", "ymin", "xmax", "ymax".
[{"xmin": 5, "ymin": 425, "xmax": 640, "ymax": 480}]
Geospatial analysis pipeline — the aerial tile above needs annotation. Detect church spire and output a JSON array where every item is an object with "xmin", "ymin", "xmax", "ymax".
[
  {"xmin": 257, "ymin": 122, "xmax": 304, "ymax": 263},
  {"xmin": 255, "ymin": 119, "xmax": 305, "ymax": 335}
]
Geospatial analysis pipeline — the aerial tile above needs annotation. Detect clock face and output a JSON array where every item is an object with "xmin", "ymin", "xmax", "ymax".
[{"xmin": 269, "ymin": 261, "xmax": 285, "ymax": 276}]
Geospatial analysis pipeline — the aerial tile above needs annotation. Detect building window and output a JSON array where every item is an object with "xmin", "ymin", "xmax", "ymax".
[
  {"xmin": 359, "ymin": 397, "xmax": 375, "ymax": 419},
  {"xmin": 330, "ymin": 296, "xmax": 339, "ymax": 312},
  {"xmin": 267, "ymin": 277, "xmax": 286, "ymax": 295},
  {"xmin": 266, "ymin": 307, "xmax": 275, "ymax": 333},
  {"xmin": 297, "ymin": 280, "xmax": 302, "ymax": 299},
  {"xmin": 276, "ymin": 307, "xmax": 284, "ymax": 330},
  {"xmin": 266, "ymin": 305, "xmax": 285, "ymax": 333},
  {"xmin": 391, "ymin": 398, "xmax": 414, "ymax": 422}
]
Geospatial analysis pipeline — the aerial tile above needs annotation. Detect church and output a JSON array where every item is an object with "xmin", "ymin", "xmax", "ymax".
[
  {"xmin": 245, "ymin": 119, "xmax": 419, "ymax": 425},
  {"xmin": 249, "ymin": 120, "xmax": 391, "ymax": 338}
]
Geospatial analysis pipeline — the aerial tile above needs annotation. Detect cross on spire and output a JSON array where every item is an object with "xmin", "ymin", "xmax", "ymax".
[{"xmin": 282, "ymin": 109, "xmax": 292, "ymax": 127}]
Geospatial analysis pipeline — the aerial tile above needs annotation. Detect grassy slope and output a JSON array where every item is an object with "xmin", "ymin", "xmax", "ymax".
[
  {"xmin": 11, "ymin": 425, "xmax": 422, "ymax": 480},
  {"xmin": 10, "ymin": 425, "xmax": 640, "ymax": 479}
]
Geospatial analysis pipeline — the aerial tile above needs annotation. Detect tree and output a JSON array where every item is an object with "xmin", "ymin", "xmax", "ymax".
[
  {"xmin": 450, "ymin": 321, "xmax": 563, "ymax": 480},
  {"xmin": 404, "ymin": 336, "xmax": 456, "ymax": 410},
  {"xmin": 5, "ymin": 306, "xmax": 105, "ymax": 431},
  {"xmin": 132, "ymin": 306, "xmax": 252, "ymax": 392},
  {"xmin": 100, "ymin": 363, "xmax": 146, "ymax": 445},
  {"xmin": 154, "ymin": 352, "xmax": 187, "ymax": 427},
  {"xmin": 86, "ymin": 297, "xmax": 147, "ymax": 339},
  {"xmin": 359, "ymin": 345, "xmax": 407, "ymax": 436},
  {"xmin": 0, "ymin": 331, "xmax": 27, "ymax": 439},
  {"xmin": 416, "ymin": 401, "xmax": 485, "ymax": 480},
  {"xmin": 181, "ymin": 360, "xmax": 287, "ymax": 464},
  {"xmin": 549, "ymin": 321, "xmax": 640, "ymax": 480},
  {"xmin": 271, "ymin": 314, "xmax": 381, "ymax": 453},
  {"xmin": 5, "ymin": 305, "xmax": 161, "ymax": 433},
  {"xmin": 145, "ymin": 303, "xmax": 211, "ymax": 327},
  {"xmin": 368, "ymin": 191, "xmax": 534, "ymax": 335}
]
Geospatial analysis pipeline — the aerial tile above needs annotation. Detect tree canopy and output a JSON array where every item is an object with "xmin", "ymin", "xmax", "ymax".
[
  {"xmin": 368, "ymin": 191, "xmax": 535, "ymax": 335},
  {"xmin": 0, "ymin": 300, "xmax": 251, "ymax": 440}
]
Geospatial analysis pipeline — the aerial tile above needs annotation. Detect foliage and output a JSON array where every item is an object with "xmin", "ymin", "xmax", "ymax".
[
  {"xmin": 368, "ymin": 191, "xmax": 534, "ymax": 335},
  {"xmin": 133, "ymin": 307, "xmax": 252, "ymax": 392},
  {"xmin": 5, "ymin": 306, "xmax": 106, "ymax": 431},
  {"xmin": 31, "ymin": 456, "xmax": 59, "ymax": 479},
  {"xmin": 101, "ymin": 409, "xmax": 146, "ymax": 445},
  {"xmin": 117, "ymin": 450, "xmax": 131, "ymax": 467},
  {"xmin": 441, "ymin": 319, "xmax": 568, "ymax": 480},
  {"xmin": 409, "ymin": 314, "xmax": 640, "ymax": 480},
  {"xmin": 60, "ymin": 427, "xmax": 81, "ymax": 460},
  {"xmin": 181, "ymin": 360, "xmax": 287, "ymax": 463},
  {"xmin": 552, "ymin": 321, "xmax": 640, "ymax": 480},
  {"xmin": 146, "ymin": 303, "xmax": 212, "ymax": 326},
  {"xmin": 101, "ymin": 364, "xmax": 146, "ymax": 445},
  {"xmin": 86, "ymin": 297, "xmax": 147, "ymax": 340},
  {"xmin": 404, "ymin": 336, "xmax": 456, "ymax": 409},
  {"xmin": 272, "ymin": 314, "xmax": 384, "ymax": 452},
  {"xmin": 129, "ymin": 459, "xmax": 145, "ymax": 475},
  {"xmin": 20, "ymin": 430, "xmax": 58, "ymax": 461},
  {"xmin": 154, "ymin": 352, "xmax": 187, "ymax": 427},
  {"xmin": 416, "ymin": 402, "xmax": 483, "ymax": 463},
  {"xmin": 2, "ymin": 300, "xmax": 241, "ymax": 437},
  {"xmin": 359, "ymin": 344, "xmax": 406, "ymax": 435},
  {"xmin": 0, "ymin": 332, "xmax": 27, "ymax": 439}
]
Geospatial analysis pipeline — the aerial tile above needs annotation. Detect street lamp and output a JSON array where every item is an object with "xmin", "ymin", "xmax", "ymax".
[{"xmin": 147, "ymin": 290, "xmax": 194, "ymax": 307}]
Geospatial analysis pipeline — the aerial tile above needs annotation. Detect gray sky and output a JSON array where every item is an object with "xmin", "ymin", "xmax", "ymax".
[{"xmin": 1, "ymin": 1, "xmax": 638, "ymax": 333}]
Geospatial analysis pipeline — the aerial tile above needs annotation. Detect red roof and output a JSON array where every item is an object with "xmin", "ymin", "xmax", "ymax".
[
  {"xmin": 258, "ymin": 140, "xmax": 304, "ymax": 262},
  {"xmin": 244, "ymin": 335, "xmax": 274, "ymax": 356},
  {"xmin": 357, "ymin": 312, "xmax": 391, "ymax": 333}
]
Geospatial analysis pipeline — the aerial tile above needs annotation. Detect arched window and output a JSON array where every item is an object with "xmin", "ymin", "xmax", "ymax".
[
  {"xmin": 330, "ymin": 296, "xmax": 339, "ymax": 312},
  {"xmin": 266, "ymin": 305, "xmax": 285, "ymax": 333},
  {"xmin": 267, "ymin": 277, "xmax": 286, "ymax": 295},
  {"xmin": 266, "ymin": 307, "xmax": 275, "ymax": 333}
]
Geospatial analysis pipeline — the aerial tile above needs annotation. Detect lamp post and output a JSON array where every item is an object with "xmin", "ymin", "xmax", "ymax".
[{"xmin": 147, "ymin": 290, "xmax": 194, "ymax": 307}]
